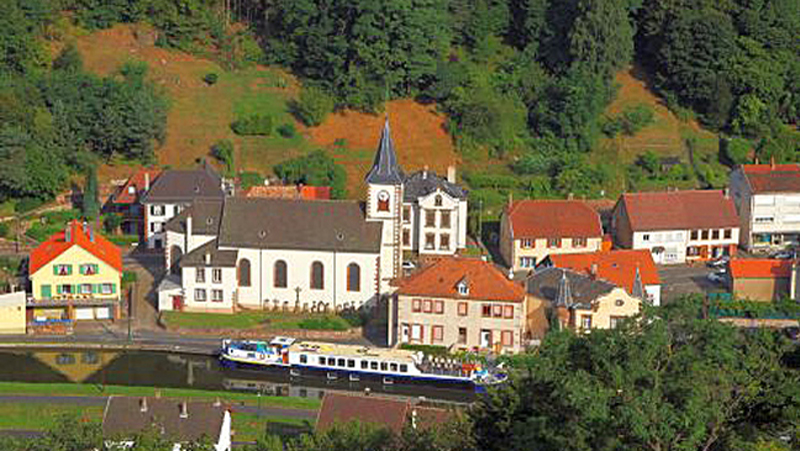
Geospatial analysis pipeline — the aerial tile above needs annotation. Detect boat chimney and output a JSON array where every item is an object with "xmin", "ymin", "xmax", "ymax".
[
  {"xmin": 139, "ymin": 397, "xmax": 148, "ymax": 413},
  {"xmin": 179, "ymin": 401, "xmax": 189, "ymax": 419}
]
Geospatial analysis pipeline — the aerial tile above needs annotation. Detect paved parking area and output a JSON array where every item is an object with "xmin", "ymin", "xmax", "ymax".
[{"xmin": 658, "ymin": 263, "xmax": 726, "ymax": 303}]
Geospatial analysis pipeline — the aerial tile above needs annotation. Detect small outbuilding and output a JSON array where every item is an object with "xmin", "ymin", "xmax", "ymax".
[{"xmin": 0, "ymin": 291, "xmax": 26, "ymax": 334}]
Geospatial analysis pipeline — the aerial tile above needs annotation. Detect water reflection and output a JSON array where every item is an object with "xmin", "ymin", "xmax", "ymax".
[{"xmin": 0, "ymin": 349, "xmax": 473, "ymax": 404}]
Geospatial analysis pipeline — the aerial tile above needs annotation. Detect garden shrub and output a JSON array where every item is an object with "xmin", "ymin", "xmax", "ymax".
[
  {"xmin": 290, "ymin": 86, "xmax": 334, "ymax": 127},
  {"xmin": 231, "ymin": 114, "xmax": 272, "ymax": 136}
]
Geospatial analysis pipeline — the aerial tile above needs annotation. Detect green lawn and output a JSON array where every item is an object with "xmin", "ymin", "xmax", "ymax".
[
  {"xmin": 0, "ymin": 403, "xmax": 104, "ymax": 430},
  {"xmin": 161, "ymin": 310, "xmax": 353, "ymax": 331},
  {"xmin": 0, "ymin": 382, "xmax": 321, "ymax": 411},
  {"xmin": 233, "ymin": 413, "xmax": 313, "ymax": 442}
]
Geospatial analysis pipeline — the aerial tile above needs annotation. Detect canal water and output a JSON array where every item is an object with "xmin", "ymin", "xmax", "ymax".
[{"xmin": 0, "ymin": 349, "xmax": 475, "ymax": 404}]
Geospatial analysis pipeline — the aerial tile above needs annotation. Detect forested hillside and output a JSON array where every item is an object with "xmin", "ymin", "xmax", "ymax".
[{"xmin": 0, "ymin": 0, "xmax": 797, "ymax": 209}]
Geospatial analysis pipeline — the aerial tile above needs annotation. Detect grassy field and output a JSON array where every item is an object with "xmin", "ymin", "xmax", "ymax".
[
  {"xmin": 0, "ymin": 382, "xmax": 320, "ymax": 411},
  {"xmin": 0, "ymin": 403, "xmax": 104, "ymax": 430},
  {"xmin": 161, "ymin": 310, "xmax": 354, "ymax": 331},
  {"xmin": 233, "ymin": 413, "xmax": 313, "ymax": 442}
]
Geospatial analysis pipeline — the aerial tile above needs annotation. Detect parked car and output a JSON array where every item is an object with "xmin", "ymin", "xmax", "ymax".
[
  {"xmin": 402, "ymin": 261, "xmax": 416, "ymax": 270},
  {"xmin": 707, "ymin": 256, "xmax": 730, "ymax": 268},
  {"xmin": 772, "ymin": 250, "xmax": 795, "ymax": 260},
  {"xmin": 707, "ymin": 272, "xmax": 726, "ymax": 284}
]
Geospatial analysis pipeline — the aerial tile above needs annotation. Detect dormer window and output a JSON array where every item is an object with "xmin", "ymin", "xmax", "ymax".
[{"xmin": 457, "ymin": 281, "xmax": 469, "ymax": 296}]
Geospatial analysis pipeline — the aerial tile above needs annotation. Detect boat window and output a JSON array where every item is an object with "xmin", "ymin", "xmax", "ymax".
[
  {"xmin": 248, "ymin": 353, "xmax": 256, "ymax": 359},
  {"xmin": 338, "ymin": 358, "xmax": 346, "ymax": 367},
  {"xmin": 300, "ymin": 354, "xmax": 307, "ymax": 364},
  {"xmin": 400, "ymin": 364, "xmax": 408, "ymax": 373},
  {"xmin": 348, "ymin": 359, "xmax": 355, "ymax": 368},
  {"xmin": 361, "ymin": 360, "xmax": 368, "ymax": 369},
  {"xmin": 390, "ymin": 363, "xmax": 398, "ymax": 371},
  {"xmin": 319, "ymin": 357, "xmax": 326, "ymax": 365},
  {"xmin": 380, "ymin": 362, "xmax": 388, "ymax": 371},
  {"xmin": 370, "ymin": 361, "xmax": 378, "ymax": 370}
]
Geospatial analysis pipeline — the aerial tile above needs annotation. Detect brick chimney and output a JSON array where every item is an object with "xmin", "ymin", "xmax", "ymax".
[
  {"xmin": 144, "ymin": 172, "xmax": 150, "ymax": 191},
  {"xmin": 590, "ymin": 263, "xmax": 598, "ymax": 278},
  {"xmin": 770, "ymin": 156, "xmax": 776, "ymax": 170}
]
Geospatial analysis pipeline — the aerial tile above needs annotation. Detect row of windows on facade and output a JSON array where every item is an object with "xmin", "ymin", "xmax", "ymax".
[
  {"xmin": 379, "ymin": 193, "xmax": 449, "ymax": 215},
  {"xmin": 579, "ymin": 315, "xmax": 628, "ymax": 329},
  {"xmin": 53, "ymin": 264, "xmax": 100, "ymax": 276},
  {"xmin": 405, "ymin": 323, "xmax": 516, "ymax": 347},
  {"xmin": 402, "ymin": 230, "xmax": 451, "ymax": 250},
  {"xmin": 196, "ymin": 260, "xmax": 363, "ymax": 292},
  {"xmin": 519, "ymin": 237, "xmax": 587, "ymax": 249},
  {"xmin": 298, "ymin": 354, "xmax": 410, "ymax": 374},
  {"xmin": 410, "ymin": 299, "xmax": 515, "ymax": 319},
  {"xmin": 42, "ymin": 283, "xmax": 116, "ymax": 297},
  {"xmin": 642, "ymin": 229, "xmax": 733, "ymax": 242},
  {"xmin": 193, "ymin": 288, "xmax": 224, "ymax": 302},
  {"xmin": 149, "ymin": 205, "xmax": 181, "ymax": 217},
  {"xmin": 401, "ymin": 207, "xmax": 453, "ymax": 229},
  {"xmin": 752, "ymin": 216, "xmax": 800, "ymax": 224}
]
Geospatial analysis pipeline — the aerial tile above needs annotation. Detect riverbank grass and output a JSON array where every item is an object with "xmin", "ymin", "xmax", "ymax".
[
  {"xmin": 0, "ymin": 382, "xmax": 320, "ymax": 411},
  {"xmin": 161, "ymin": 310, "xmax": 354, "ymax": 331},
  {"xmin": 0, "ymin": 403, "xmax": 104, "ymax": 430}
]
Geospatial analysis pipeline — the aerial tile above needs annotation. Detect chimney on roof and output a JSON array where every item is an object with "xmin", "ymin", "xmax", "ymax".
[
  {"xmin": 144, "ymin": 172, "xmax": 150, "ymax": 191},
  {"xmin": 755, "ymin": 156, "xmax": 760, "ymax": 165},
  {"xmin": 89, "ymin": 225, "xmax": 94, "ymax": 243},
  {"xmin": 568, "ymin": 192, "xmax": 574, "ymax": 200},
  {"xmin": 423, "ymin": 165, "xmax": 429, "ymax": 179},
  {"xmin": 723, "ymin": 188, "xmax": 730, "ymax": 199},
  {"xmin": 139, "ymin": 397, "xmax": 148, "ymax": 413},
  {"xmin": 179, "ymin": 401, "xmax": 189, "ymax": 419},
  {"xmin": 590, "ymin": 263, "xmax": 598, "ymax": 278},
  {"xmin": 204, "ymin": 253, "xmax": 211, "ymax": 265},
  {"xmin": 186, "ymin": 214, "xmax": 193, "ymax": 251},
  {"xmin": 65, "ymin": 225, "xmax": 71, "ymax": 243},
  {"xmin": 447, "ymin": 165, "xmax": 456, "ymax": 184},
  {"xmin": 770, "ymin": 156, "xmax": 776, "ymax": 170},
  {"xmin": 410, "ymin": 408, "xmax": 418, "ymax": 430}
]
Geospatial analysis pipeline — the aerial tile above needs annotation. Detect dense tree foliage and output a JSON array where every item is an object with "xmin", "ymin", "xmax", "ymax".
[{"xmin": 273, "ymin": 150, "xmax": 348, "ymax": 199}]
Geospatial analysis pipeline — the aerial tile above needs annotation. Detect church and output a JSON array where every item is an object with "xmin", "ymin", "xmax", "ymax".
[{"xmin": 157, "ymin": 119, "xmax": 468, "ymax": 313}]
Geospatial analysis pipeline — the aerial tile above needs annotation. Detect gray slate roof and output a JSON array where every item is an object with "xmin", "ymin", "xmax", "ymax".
[
  {"xmin": 403, "ymin": 170, "xmax": 467, "ymax": 202},
  {"xmin": 365, "ymin": 119, "xmax": 405, "ymax": 185},
  {"xmin": 527, "ymin": 267, "xmax": 616, "ymax": 310},
  {"xmin": 142, "ymin": 165, "xmax": 224, "ymax": 204},
  {"xmin": 102, "ymin": 396, "xmax": 225, "ymax": 442},
  {"xmin": 218, "ymin": 198, "xmax": 382, "ymax": 253},
  {"xmin": 181, "ymin": 239, "xmax": 238, "ymax": 268},
  {"xmin": 165, "ymin": 199, "xmax": 224, "ymax": 235}
]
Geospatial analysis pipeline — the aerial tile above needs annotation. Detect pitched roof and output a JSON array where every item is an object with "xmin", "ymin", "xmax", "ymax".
[
  {"xmin": 527, "ymin": 267, "xmax": 616, "ymax": 309},
  {"xmin": 141, "ymin": 165, "xmax": 224, "ymax": 204},
  {"xmin": 506, "ymin": 200, "xmax": 603, "ymax": 239},
  {"xmin": 617, "ymin": 190, "xmax": 739, "ymax": 232},
  {"xmin": 729, "ymin": 259, "xmax": 792, "ymax": 279},
  {"xmin": 164, "ymin": 199, "xmax": 223, "ymax": 235},
  {"xmin": 403, "ymin": 170, "xmax": 467, "ymax": 201},
  {"xmin": 365, "ymin": 119, "xmax": 405, "ymax": 185},
  {"xmin": 316, "ymin": 392, "xmax": 452, "ymax": 434},
  {"xmin": 112, "ymin": 168, "xmax": 161, "ymax": 204},
  {"xmin": 546, "ymin": 249, "xmax": 660, "ymax": 293},
  {"xmin": 396, "ymin": 257, "xmax": 526, "ymax": 302},
  {"xmin": 243, "ymin": 185, "xmax": 331, "ymax": 200},
  {"xmin": 740, "ymin": 164, "xmax": 800, "ymax": 193},
  {"xmin": 102, "ymin": 396, "xmax": 225, "ymax": 442},
  {"xmin": 181, "ymin": 239, "xmax": 238, "ymax": 268},
  {"xmin": 218, "ymin": 198, "xmax": 382, "ymax": 253},
  {"xmin": 30, "ymin": 220, "xmax": 122, "ymax": 275}
]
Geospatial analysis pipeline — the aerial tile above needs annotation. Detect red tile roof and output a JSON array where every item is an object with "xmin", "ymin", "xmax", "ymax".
[
  {"xmin": 547, "ymin": 249, "xmax": 660, "ymax": 292},
  {"xmin": 741, "ymin": 164, "xmax": 800, "ymax": 193},
  {"xmin": 113, "ymin": 168, "xmax": 161, "ymax": 204},
  {"xmin": 396, "ymin": 257, "xmax": 526, "ymax": 302},
  {"xmin": 243, "ymin": 185, "xmax": 331, "ymax": 200},
  {"xmin": 506, "ymin": 200, "xmax": 603, "ymax": 239},
  {"xmin": 29, "ymin": 220, "xmax": 123, "ymax": 275},
  {"xmin": 618, "ymin": 190, "xmax": 739, "ymax": 232},
  {"xmin": 316, "ymin": 393, "xmax": 452, "ymax": 434},
  {"xmin": 729, "ymin": 259, "xmax": 792, "ymax": 279}
]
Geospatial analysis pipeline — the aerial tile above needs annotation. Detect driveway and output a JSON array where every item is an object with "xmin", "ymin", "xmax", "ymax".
[{"xmin": 658, "ymin": 263, "xmax": 726, "ymax": 303}]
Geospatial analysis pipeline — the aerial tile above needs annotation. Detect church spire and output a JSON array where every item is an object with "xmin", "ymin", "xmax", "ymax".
[
  {"xmin": 555, "ymin": 270, "xmax": 573, "ymax": 308},
  {"xmin": 365, "ymin": 117, "xmax": 404, "ymax": 184},
  {"xmin": 632, "ymin": 266, "xmax": 645, "ymax": 300}
]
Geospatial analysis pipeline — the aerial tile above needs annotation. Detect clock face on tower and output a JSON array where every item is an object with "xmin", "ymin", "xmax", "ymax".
[{"xmin": 377, "ymin": 190, "xmax": 390, "ymax": 212}]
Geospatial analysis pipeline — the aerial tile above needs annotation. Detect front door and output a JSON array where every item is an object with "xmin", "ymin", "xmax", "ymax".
[
  {"xmin": 400, "ymin": 324, "xmax": 410, "ymax": 343},
  {"xmin": 172, "ymin": 296, "xmax": 184, "ymax": 311},
  {"xmin": 480, "ymin": 329, "xmax": 492, "ymax": 348}
]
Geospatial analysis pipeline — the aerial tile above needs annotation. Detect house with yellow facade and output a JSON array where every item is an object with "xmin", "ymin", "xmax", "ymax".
[{"xmin": 29, "ymin": 220, "xmax": 123, "ymax": 322}]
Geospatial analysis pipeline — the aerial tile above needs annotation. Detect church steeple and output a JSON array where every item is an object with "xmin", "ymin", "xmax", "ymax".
[{"xmin": 365, "ymin": 117, "xmax": 404, "ymax": 185}]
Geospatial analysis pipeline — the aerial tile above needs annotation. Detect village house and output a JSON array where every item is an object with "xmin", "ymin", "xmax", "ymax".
[
  {"xmin": 102, "ymin": 396, "xmax": 231, "ymax": 451},
  {"xmin": 0, "ymin": 291, "xmax": 26, "ymax": 334},
  {"xmin": 729, "ymin": 163, "xmax": 800, "ymax": 251},
  {"xmin": 500, "ymin": 199, "xmax": 604, "ymax": 271},
  {"xmin": 28, "ymin": 220, "xmax": 122, "ymax": 322},
  {"xmin": 527, "ymin": 267, "xmax": 642, "ymax": 331},
  {"xmin": 389, "ymin": 257, "xmax": 546, "ymax": 353},
  {"xmin": 106, "ymin": 168, "xmax": 161, "ymax": 239},
  {"xmin": 141, "ymin": 163, "xmax": 226, "ymax": 249},
  {"xmin": 612, "ymin": 190, "xmax": 740, "ymax": 264},
  {"xmin": 728, "ymin": 259, "xmax": 793, "ymax": 302},
  {"xmin": 540, "ymin": 249, "xmax": 662, "ymax": 306},
  {"xmin": 316, "ymin": 392, "xmax": 453, "ymax": 434}
]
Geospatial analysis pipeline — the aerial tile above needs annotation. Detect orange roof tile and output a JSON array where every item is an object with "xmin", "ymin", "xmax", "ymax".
[
  {"xmin": 29, "ymin": 220, "xmax": 123, "ymax": 275},
  {"xmin": 506, "ymin": 200, "xmax": 602, "ymax": 239},
  {"xmin": 113, "ymin": 168, "xmax": 161, "ymax": 204},
  {"xmin": 729, "ymin": 259, "xmax": 792, "ymax": 279},
  {"xmin": 547, "ymin": 249, "xmax": 660, "ymax": 292},
  {"xmin": 396, "ymin": 257, "xmax": 525, "ymax": 302}
]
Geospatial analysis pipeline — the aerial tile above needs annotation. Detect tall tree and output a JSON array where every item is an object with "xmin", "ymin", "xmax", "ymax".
[{"xmin": 83, "ymin": 165, "xmax": 99, "ymax": 220}]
